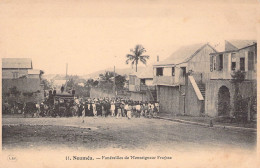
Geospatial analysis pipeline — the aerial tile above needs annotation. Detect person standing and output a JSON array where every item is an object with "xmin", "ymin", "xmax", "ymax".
[
  {"xmin": 144, "ymin": 103, "xmax": 148, "ymax": 118},
  {"xmin": 111, "ymin": 102, "xmax": 115, "ymax": 117},
  {"xmin": 127, "ymin": 103, "xmax": 132, "ymax": 119},
  {"xmin": 121, "ymin": 102, "xmax": 125, "ymax": 117},
  {"xmin": 136, "ymin": 102, "xmax": 141, "ymax": 118},
  {"xmin": 116, "ymin": 105, "xmax": 122, "ymax": 118},
  {"xmin": 92, "ymin": 102, "xmax": 97, "ymax": 117},
  {"xmin": 151, "ymin": 103, "xmax": 155, "ymax": 118},
  {"xmin": 102, "ymin": 103, "xmax": 106, "ymax": 117},
  {"xmin": 82, "ymin": 103, "xmax": 86, "ymax": 123}
]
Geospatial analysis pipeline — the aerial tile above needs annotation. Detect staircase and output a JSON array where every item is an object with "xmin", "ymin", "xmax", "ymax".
[
  {"xmin": 151, "ymin": 90, "xmax": 157, "ymax": 101},
  {"xmin": 147, "ymin": 88, "xmax": 157, "ymax": 102},
  {"xmin": 197, "ymin": 83, "xmax": 205, "ymax": 99}
]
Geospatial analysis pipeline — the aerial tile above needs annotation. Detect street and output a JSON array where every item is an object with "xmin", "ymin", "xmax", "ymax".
[{"xmin": 2, "ymin": 116, "xmax": 256, "ymax": 151}]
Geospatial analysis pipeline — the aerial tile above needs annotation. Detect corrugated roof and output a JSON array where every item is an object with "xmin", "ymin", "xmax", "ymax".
[
  {"xmin": 2, "ymin": 58, "xmax": 32, "ymax": 69},
  {"xmin": 154, "ymin": 43, "xmax": 216, "ymax": 66},
  {"xmin": 226, "ymin": 40, "xmax": 256, "ymax": 50}
]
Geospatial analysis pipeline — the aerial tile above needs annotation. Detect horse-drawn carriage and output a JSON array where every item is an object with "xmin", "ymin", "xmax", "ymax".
[{"xmin": 53, "ymin": 92, "xmax": 78, "ymax": 117}]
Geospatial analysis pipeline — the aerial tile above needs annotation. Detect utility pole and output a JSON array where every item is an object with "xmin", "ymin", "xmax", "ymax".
[
  {"xmin": 113, "ymin": 56, "xmax": 117, "ymax": 97},
  {"xmin": 65, "ymin": 63, "xmax": 68, "ymax": 90},
  {"xmin": 114, "ymin": 65, "xmax": 116, "ymax": 96}
]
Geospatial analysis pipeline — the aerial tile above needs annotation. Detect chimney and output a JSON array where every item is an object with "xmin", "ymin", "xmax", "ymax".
[{"xmin": 157, "ymin": 55, "xmax": 159, "ymax": 62}]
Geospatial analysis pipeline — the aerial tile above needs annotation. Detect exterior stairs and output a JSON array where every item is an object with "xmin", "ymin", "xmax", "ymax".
[{"xmin": 197, "ymin": 83, "xmax": 205, "ymax": 99}]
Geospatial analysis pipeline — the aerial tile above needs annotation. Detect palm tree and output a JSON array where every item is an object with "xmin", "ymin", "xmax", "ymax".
[{"xmin": 126, "ymin": 44, "xmax": 150, "ymax": 72}]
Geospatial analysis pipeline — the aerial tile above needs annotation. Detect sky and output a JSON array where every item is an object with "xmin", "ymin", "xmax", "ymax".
[{"xmin": 0, "ymin": 0, "xmax": 258, "ymax": 75}]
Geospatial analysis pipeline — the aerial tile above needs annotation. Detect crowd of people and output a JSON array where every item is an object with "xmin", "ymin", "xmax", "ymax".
[
  {"xmin": 2, "ymin": 97, "xmax": 160, "ymax": 120},
  {"xmin": 76, "ymin": 97, "xmax": 160, "ymax": 121}
]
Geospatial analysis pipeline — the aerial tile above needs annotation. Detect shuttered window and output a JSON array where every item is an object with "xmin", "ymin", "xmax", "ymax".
[{"xmin": 248, "ymin": 51, "xmax": 254, "ymax": 71}]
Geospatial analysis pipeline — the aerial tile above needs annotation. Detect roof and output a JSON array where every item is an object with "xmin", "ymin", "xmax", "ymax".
[
  {"xmin": 28, "ymin": 69, "xmax": 40, "ymax": 75},
  {"xmin": 2, "ymin": 58, "xmax": 33, "ymax": 69},
  {"xmin": 226, "ymin": 40, "xmax": 256, "ymax": 50},
  {"xmin": 129, "ymin": 66, "xmax": 153, "ymax": 79},
  {"xmin": 210, "ymin": 40, "xmax": 257, "ymax": 55},
  {"xmin": 154, "ymin": 43, "xmax": 217, "ymax": 66}
]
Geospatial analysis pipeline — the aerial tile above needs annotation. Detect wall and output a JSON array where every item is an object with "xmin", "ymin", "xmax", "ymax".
[
  {"xmin": 129, "ymin": 75, "xmax": 141, "ymax": 92},
  {"xmin": 157, "ymin": 85, "xmax": 181, "ymax": 114},
  {"xmin": 185, "ymin": 79, "xmax": 204, "ymax": 116},
  {"xmin": 90, "ymin": 88, "xmax": 115, "ymax": 99},
  {"xmin": 205, "ymin": 79, "xmax": 256, "ymax": 117},
  {"xmin": 153, "ymin": 76, "xmax": 175, "ymax": 85},
  {"xmin": 145, "ymin": 79, "xmax": 153, "ymax": 86},
  {"xmin": 129, "ymin": 92, "xmax": 150, "ymax": 102},
  {"xmin": 2, "ymin": 69, "xmax": 28, "ymax": 79},
  {"xmin": 2, "ymin": 78, "xmax": 42, "ymax": 93},
  {"xmin": 211, "ymin": 45, "xmax": 257, "ymax": 80},
  {"xmin": 187, "ymin": 45, "xmax": 216, "ymax": 83}
]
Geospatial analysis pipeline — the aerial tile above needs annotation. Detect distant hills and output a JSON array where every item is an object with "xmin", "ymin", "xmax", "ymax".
[{"xmin": 43, "ymin": 67, "xmax": 147, "ymax": 81}]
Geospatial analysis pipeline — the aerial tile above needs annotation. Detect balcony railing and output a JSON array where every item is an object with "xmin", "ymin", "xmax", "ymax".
[
  {"xmin": 153, "ymin": 76, "xmax": 186, "ymax": 86},
  {"xmin": 210, "ymin": 70, "xmax": 256, "ymax": 80},
  {"xmin": 140, "ymin": 85, "xmax": 156, "ymax": 91}
]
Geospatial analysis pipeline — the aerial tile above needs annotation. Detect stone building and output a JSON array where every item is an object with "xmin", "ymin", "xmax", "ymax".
[
  {"xmin": 206, "ymin": 40, "xmax": 257, "ymax": 117},
  {"xmin": 153, "ymin": 40, "xmax": 257, "ymax": 120}
]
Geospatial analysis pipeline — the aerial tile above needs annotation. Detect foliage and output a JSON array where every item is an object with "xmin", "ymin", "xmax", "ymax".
[
  {"xmin": 22, "ymin": 92, "xmax": 34, "ymax": 97},
  {"xmin": 231, "ymin": 70, "xmax": 246, "ymax": 83},
  {"xmin": 115, "ymin": 74, "xmax": 127, "ymax": 90},
  {"xmin": 42, "ymin": 79, "xmax": 52, "ymax": 90},
  {"xmin": 66, "ymin": 78, "xmax": 75, "ymax": 89},
  {"xmin": 231, "ymin": 70, "xmax": 247, "ymax": 122},
  {"xmin": 9, "ymin": 86, "xmax": 21, "ymax": 96},
  {"xmin": 98, "ymin": 71, "xmax": 126, "ymax": 91},
  {"xmin": 126, "ymin": 44, "xmax": 150, "ymax": 72},
  {"xmin": 84, "ymin": 78, "xmax": 99, "ymax": 88}
]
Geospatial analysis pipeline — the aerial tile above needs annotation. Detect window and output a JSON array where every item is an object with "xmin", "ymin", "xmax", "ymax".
[
  {"xmin": 248, "ymin": 52, "xmax": 254, "ymax": 71},
  {"xmin": 213, "ymin": 56, "xmax": 216, "ymax": 70},
  {"xmin": 12, "ymin": 72, "xmax": 19, "ymax": 79},
  {"xmin": 210, "ymin": 56, "xmax": 213, "ymax": 72},
  {"xmin": 231, "ymin": 53, "xmax": 236, "ymax": 71},
  {"xmin": 219, "ymin": 54, "xmax": 223, "ymax": 71},
  {"xmin": 129, "ymin": 76, "xmax": 135, "ymax": 85},
  {"xmin": 172, "ymin": 67, "xmax": 175, "ymax": 76},
  {"xmin": 156, "ymin": 68, "xmax": 163, "ymax": 76},
  {"xmin": 181, "ymin": 67, "xmax": 186, "ymax": 77},
  {"xmin": 140, "ymin": 79, "xmax": 145, "ymax": 85},
  {"xmin": 240, "ymin": 57, "xmax": 245, "ymax": 71}
]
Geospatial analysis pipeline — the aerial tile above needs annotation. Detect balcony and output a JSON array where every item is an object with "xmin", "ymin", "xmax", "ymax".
[
  {"xmin": 140, "ymin": 84, "xmax": 156, "ymax": 91},
  {"xmin": 153, "ymin": 76, "xmax": 177, "ymax": 86},
  {"xmin": 210, "ymin": 70, "xmax": 256, "ymax": 80}
]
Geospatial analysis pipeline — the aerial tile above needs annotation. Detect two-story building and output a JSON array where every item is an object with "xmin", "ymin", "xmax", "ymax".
[
  {"xmin": 153, "ymin": 43, "xmax": 217, "ymax": 116},
  {"xmin": 128, "ymin": 66, "xmax": 157, "ymax": 101},
  {"xmin": 2, "ymin": 58, "xmax": 44, "ymax": 104},
  {"xmin": 205, "ymin": 40, "xmax": 257, "ymax": 117}
]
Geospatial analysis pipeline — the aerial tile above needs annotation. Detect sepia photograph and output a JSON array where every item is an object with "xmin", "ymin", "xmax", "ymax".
[{"xmin": 0, "ymin": 0, "xmax": 259, "ymax": 167}]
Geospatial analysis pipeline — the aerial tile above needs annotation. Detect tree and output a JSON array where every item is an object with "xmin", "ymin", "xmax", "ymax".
[
  {"xmin": 115, "ymin": 75, "xmax": 126, "ymax": 90},
  {"xmin": 97, "ymin": 71, "xmax": 126, "ymax": 91},
  {"xmin": 66, "ymin": 78, "xmax": 75, "ymax": 89},
  {"xmin": 231, "ymin": 70, "xmax": 246, "ymax": 121},
  {"xmin": 99, "ymin": 71, "xmax": 114, "ymax": 83},
  {"xmin": 42, "ymin": 79, "xmax": 52, "ymax": 90},
  {"xmin": 126, "ymin": 44, "xmax": 150, "ymax": 72}
]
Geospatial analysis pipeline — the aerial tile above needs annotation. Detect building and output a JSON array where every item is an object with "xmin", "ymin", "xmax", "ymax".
[
  {"xmin": 128, "ymin": 66, "xmax": 157, "ymax": 101},
  {"xmin": 2, "ymin": 58, "xmax": 44, "ymax": 104},
  {"xmin": 206, "ymin": 40, "xmax": 257, "ymax": 117},
  {"xmin": 153, "ymin": 43, "xmax": 217, "ymax": 116}
]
